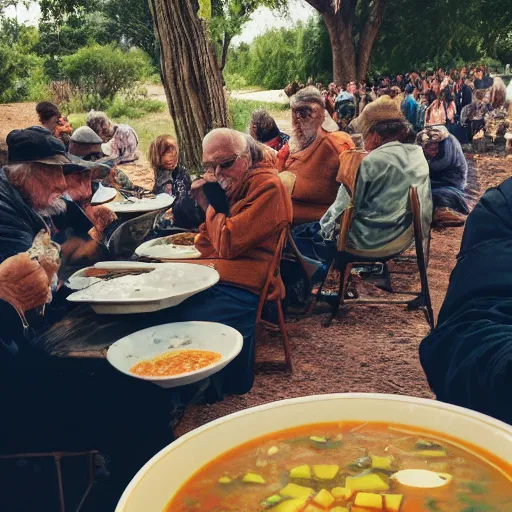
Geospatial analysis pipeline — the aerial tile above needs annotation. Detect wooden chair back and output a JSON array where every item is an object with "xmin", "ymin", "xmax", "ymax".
[{"xmin": 256, "ymin": 224, "xmax": 289, "ymax": 321}]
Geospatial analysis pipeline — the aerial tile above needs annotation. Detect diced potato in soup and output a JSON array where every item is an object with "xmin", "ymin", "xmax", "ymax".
[{"xmin": 166, "ymin": 422, "xmax": 512, "ymax": 511}]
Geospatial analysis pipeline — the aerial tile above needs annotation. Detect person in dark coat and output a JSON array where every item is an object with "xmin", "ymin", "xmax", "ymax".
[
  {"xmin": 420, "ymin": 177, "xmax": 512, "ymax": 426},
  {"xmin": 0, "ymin": 129, "xmax": 173, "ymax": 510},
  {"xmin": 416, "ymin": 126, "xmax": 469, "ymax": 226}
]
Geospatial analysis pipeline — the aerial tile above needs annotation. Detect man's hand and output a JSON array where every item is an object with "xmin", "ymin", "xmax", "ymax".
[
  {"xmin": 0, "ymin": 254, "xmax": 51, "ymax": 313},
  {"xmin": 85, "ymin": 205, "xmax": 118, "ymax": 238},
  {"xmin": 191, "ymin": 171, "xmax": 217, "ymax": 211},
  {"xmin": 202, "ymin": 182, "xmax": 230, "ymax": 215}
]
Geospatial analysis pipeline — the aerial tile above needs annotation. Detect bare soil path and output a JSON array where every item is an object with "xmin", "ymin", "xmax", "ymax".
[{"xmin": 1, "ymin": 101, "xmax": 510, "ymax": 438}]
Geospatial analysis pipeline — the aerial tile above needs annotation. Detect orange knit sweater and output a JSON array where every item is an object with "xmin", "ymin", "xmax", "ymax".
[
  {"xmin": 277, "ymin": 130, "xmax": 355, "ymax": 225},
  {"xmin": 190, "ymin": 161, "xmax": 293, "ymax": 299}
]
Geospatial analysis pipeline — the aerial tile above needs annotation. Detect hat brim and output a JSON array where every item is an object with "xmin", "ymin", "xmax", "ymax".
[
  {"xmin": 63, "ymin": 163, "xmax": 90, "ymax": 175},
  {"xmin": 31, "ymin": 154, "xmax": 72, "ymax": 166}
]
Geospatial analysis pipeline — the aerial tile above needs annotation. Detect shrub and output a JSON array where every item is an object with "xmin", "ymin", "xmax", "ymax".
[
  {"xmin": 224, "ymin": 73, "xmax": 248, "ymax": 91},
  {"xmin": 60, "ymin": 44, "xmax": 154, "ymax": 100},
  {"xmin": 228, "ymin": 98, "xmax": 288, "ymax": 133}
]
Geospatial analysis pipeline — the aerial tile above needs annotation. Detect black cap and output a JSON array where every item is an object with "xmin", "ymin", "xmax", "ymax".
[{"xmin": 7, "ymin": 127, "xmax": 87, "ymax": 174}]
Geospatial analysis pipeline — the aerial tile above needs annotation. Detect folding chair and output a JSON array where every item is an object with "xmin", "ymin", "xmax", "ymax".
[
  {"xmin": 0, "ymin": 450, "xmax": 98, "ymax": 512},
  {"xmin": 322, "ymin": 185, "xmax": 435, "ymax": 330},
  {"xmin": 255, "ymin": 226, "xmax": 293, "ymax": 373}
]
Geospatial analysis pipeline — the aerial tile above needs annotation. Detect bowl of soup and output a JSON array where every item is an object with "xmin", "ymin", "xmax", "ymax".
[{"xmin": 116, "ymin": 394, "xmax": 512, "ymax": 511}]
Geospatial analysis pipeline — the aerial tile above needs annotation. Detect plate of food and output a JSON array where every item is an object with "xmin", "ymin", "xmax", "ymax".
[
  {"xmin": 116, "ymin": 394, "xmax": 512, "ymax": 512},
  {"xmin": 66, "ymin": 261, "xmax": 219, "ymax": 314},
  {"xmin": 135, "ymin": 233, "xmax": 201, "ymax": 260},
  {"xmin": 106, "ymin": 321, "xmax": 243, "ymax": 388},
  {"xmin": 105, "ymin": 193, "xmax": 175, "ymax": 214}
]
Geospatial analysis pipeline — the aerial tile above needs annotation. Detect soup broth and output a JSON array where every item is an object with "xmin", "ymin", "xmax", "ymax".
[{"xmin": 168, "ymin": 422, "xmax": 512, "ymax": 512}]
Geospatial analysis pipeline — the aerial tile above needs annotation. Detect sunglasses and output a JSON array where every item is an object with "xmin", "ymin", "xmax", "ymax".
[
  {"xmin": 292, "ymin": 106, "xmax": 314, "ymax": 120},
  {"xmin": 202, "ymin": 156, "xmax": 239, "ymax": 174}
]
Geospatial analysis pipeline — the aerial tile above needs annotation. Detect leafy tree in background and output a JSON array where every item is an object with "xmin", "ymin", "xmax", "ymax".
[{"xmin": 210, "ymin": 0, "xmax": 287, "ymax": 71}]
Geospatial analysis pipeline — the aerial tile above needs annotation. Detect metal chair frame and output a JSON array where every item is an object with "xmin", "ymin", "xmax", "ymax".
[
  {"xmin": 320, "ymin": 186, "xmax": 435, "ymax": 330},
  {"xmin": 0, "ymin": 450, "xmax": 98, "ymax": 512}
]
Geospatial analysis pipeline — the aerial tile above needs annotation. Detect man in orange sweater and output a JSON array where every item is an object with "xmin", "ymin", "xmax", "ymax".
[
  {"xmin": 169, "ymin": 128, "xmax": 292, "ymax": 393},
  {"xmin": 277, "ymin": 87, "xmax": 355, "ymax": 225}
]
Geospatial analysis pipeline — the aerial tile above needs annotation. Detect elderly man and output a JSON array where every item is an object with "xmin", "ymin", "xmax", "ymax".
[
  {"xmin": 0, "ymin": 128, "xmax": 172, "ymax": 510},
  {"xmin": 277, "ymin": 86, "xmax": 355, "ymax": 225},
  {"xmin": 293, "ymin": 96, "xmax": 431, "ymax": 275},
  {"xmin": 43, "ymin": 128, "xmax": 292, "ymax": 397}
]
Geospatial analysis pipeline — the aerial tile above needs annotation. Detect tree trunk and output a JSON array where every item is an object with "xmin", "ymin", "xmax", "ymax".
[
  {"xmin": 220, "ymin": 32, "xmax": 232, "ymax": 72},
  {"xmin": 306, "ymin": 0, "xmax": 386, "ymax": 85},
  {"xmin": 356, "ymin": 0, "xmax": 386, "ymax": 82},
  {"xmin": 147, "ymin": 0, "xmax": 229, "ymax": 171}
]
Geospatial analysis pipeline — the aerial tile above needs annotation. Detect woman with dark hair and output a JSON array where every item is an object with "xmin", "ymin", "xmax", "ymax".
[
  {"xmin": 249, "ymin": 109, "xmax": 289, "ymax": 151},
  {"xmin": 35, "ymin": 101, "xmax": 61, "ymax": 135}
]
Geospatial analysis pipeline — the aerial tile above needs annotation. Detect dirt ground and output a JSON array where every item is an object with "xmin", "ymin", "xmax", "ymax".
[{"xmin": 1, "ymin": 101, "xmax": 510, "ymax": 438}]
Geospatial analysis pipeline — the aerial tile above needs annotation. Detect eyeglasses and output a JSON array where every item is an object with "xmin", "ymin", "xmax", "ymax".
[
  {"xmin": 202, "ymin": 156, "xmax": 239, "ymax": 174},
  {"xmin": 292, "ymin": 106, "xmax": 314, "ymax": 120}
]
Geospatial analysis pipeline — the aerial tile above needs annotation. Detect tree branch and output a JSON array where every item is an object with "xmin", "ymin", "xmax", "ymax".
[{"xmin": 303, "ymin": 0, "xmax": 332, "ymax": 14}]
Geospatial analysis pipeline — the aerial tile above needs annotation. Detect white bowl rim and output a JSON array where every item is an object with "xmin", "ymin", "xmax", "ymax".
[
  {"xmin": 67, "ymin": 263, "xmax": 219, "ymax": 304},
  {"xmin": 116, "ymin": 392, "xmax": 512, "ymax": 510},
  {"xmin": 107, "ymin": 321, "xmax": 243, "ymax": 382}
]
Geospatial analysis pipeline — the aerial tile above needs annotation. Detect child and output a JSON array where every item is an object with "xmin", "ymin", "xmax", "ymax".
[{"xmin": 149, "ymin": 135, "xmax": 204, "ymax": 230}]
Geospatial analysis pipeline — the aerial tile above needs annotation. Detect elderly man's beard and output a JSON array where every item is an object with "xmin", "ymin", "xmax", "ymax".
[
  {"xmin": 36, "ymin": 197, "xmax": 68, "ymax": 217},
  {"xmin": 289, "ymin": 120, "xmax": 319, "ymax": 154}
]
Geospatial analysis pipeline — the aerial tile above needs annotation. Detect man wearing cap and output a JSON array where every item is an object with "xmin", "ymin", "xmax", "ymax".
[
  {"xmin": 0, "ymin": 128, "xmax": 173, "ymax": 509},
  {"xmin": 292, "ymin": 96, "xmax": 431, "ymax": 270},
  {"xmin": 276, "ymin": 86, "xmax": 355, "ymax": 225}
]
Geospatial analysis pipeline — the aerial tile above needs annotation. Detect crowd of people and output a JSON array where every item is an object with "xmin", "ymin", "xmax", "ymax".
[{"xmin": 0, "ymin": 67, "xmax": 511, "ymax": 508}]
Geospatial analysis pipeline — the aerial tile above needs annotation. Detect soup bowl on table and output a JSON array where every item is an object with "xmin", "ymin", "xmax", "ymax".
[{"xmin": 116, "ymin": 394, "xmax": 512, "ymax": 512}]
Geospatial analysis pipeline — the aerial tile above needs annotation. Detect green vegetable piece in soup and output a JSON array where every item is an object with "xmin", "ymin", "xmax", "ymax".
[
  {"xmin": 242, "ymin": 472, "xmax": 265, "ymax": 484},
  {"xmin": 261, "ymin": 494, "xmax": 282, "ymax": 508},
  {"xmin": 218, "ymin": 476, "xmax": 232, "ymax": 484},
  {"xmin": 416, "ymin": 439, "xmax": 445, "ymax": 451},
  {"xmin": 271, "ymin": 498, "xmax": 307, "ymax": 512}
]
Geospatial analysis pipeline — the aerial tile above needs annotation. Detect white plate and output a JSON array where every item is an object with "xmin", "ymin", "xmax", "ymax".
[
  {"xmin": 66, "ymin": 262, "xmax": 219, "ymax": 314},
  {"xmin": 105, "ymin": 194, "xmax": 175, "ymax": 213},
  {"xmin": 107, "ymin": 321, "xmax": 243, "ymax": 388},
  {"xmin": 116, "ymin": 394, "xmax": 512, "ymax": 512},
  {"xmin": 90, "ymin": 184, "xmax": 118, "ymax": 205},
  {"xmin": 135, "ymin": 237, "xmax": 201, "ymax": 260}
]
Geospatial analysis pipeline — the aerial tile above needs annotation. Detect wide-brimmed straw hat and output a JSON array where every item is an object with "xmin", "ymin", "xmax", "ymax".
[{"xmin": 356, "ymin": 96, "xmax": 405, "ymax": 136}]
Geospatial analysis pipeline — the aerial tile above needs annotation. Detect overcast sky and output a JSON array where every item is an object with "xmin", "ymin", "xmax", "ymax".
[{"xmin": 7, "ymin": 0, "xmax": 315, "ymax": 44}]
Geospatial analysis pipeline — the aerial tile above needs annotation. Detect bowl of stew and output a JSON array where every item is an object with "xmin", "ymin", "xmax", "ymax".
[{"xmin": 115, "ymin": 394, "xmax": 512, "ymax": 511}]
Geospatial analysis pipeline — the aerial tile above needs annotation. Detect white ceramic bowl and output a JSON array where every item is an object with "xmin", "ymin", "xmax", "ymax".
[
  {"xmin": 107, "ymin": 321, "xmax": 243, "ymax": 388},
  {"xmin": 67, "ymin": 262, "xmax": 219, "ymax": 314},
  {"xmin": 116, "ymin": 393, "xmax": 512, "ymax": 511},
  {"xmin": 135, "ymin": 237, "xmax": 201, "ymax": 260},
  {"xmin": 105, "ymin": 194, "xmax": 174, "ymax": 213}
]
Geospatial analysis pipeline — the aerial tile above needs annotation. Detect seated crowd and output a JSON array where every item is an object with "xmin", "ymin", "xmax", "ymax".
[{"xmin": 0, "ymin": 76, "xmax": 510, "ymax": 508}]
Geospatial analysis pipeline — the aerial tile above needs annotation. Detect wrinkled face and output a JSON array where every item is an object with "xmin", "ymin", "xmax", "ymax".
[
  {"xmin": 96, "ymin": 121, "xmax": 114, "ymax": 142},
  {"xmin": 161, "ymin": 147, "xmax": 179, "ymax": 171},
  {"xmin": 475, "ymin": 70, "xmax": 483, "ymax": 80},
  {"xmin": 202, "ymin": 135, "xmax": 250, "ymax": 196},
  {"xmin": 65, "ymin": 170, "xmax": 92, "ymax": 202},
  {"xmin": 290, "ymin": 102, "xmax": 323, "ymax": 151},
  {"xmin": 21, "ymin": 164, "xmax": 68, "ymax": 211}
]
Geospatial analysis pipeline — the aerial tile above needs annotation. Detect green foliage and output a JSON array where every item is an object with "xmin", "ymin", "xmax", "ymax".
[
  {"xmin": 0, "ymin": 19, "xmax": 49, "ymax": 103},
  {"xmin": 228, "ymin": 98, "xmax": 288, "ymax": 132},
  {"xmin": 225, "ymin": 16, "xmax": 331, "ymax": 89},
  {"xmin": 224, "ymin": 73, "xmax": 248, "ymax": 90},
  {"xmin": 60, "ymin": 44, "xmax": 153, "ymax": 100},
  {"xmin": 372, "ymin": 0, "xmax": 512, "ymax": 74}
]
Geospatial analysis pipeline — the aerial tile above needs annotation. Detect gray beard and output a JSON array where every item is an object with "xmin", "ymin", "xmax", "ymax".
[
  {"xmin": 289, "ymin": 126, "xmax": 318, "ymax": 154},
  {"xmin": 36, "ymin": 198, "xmax": 68, "ymax": 217}
]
